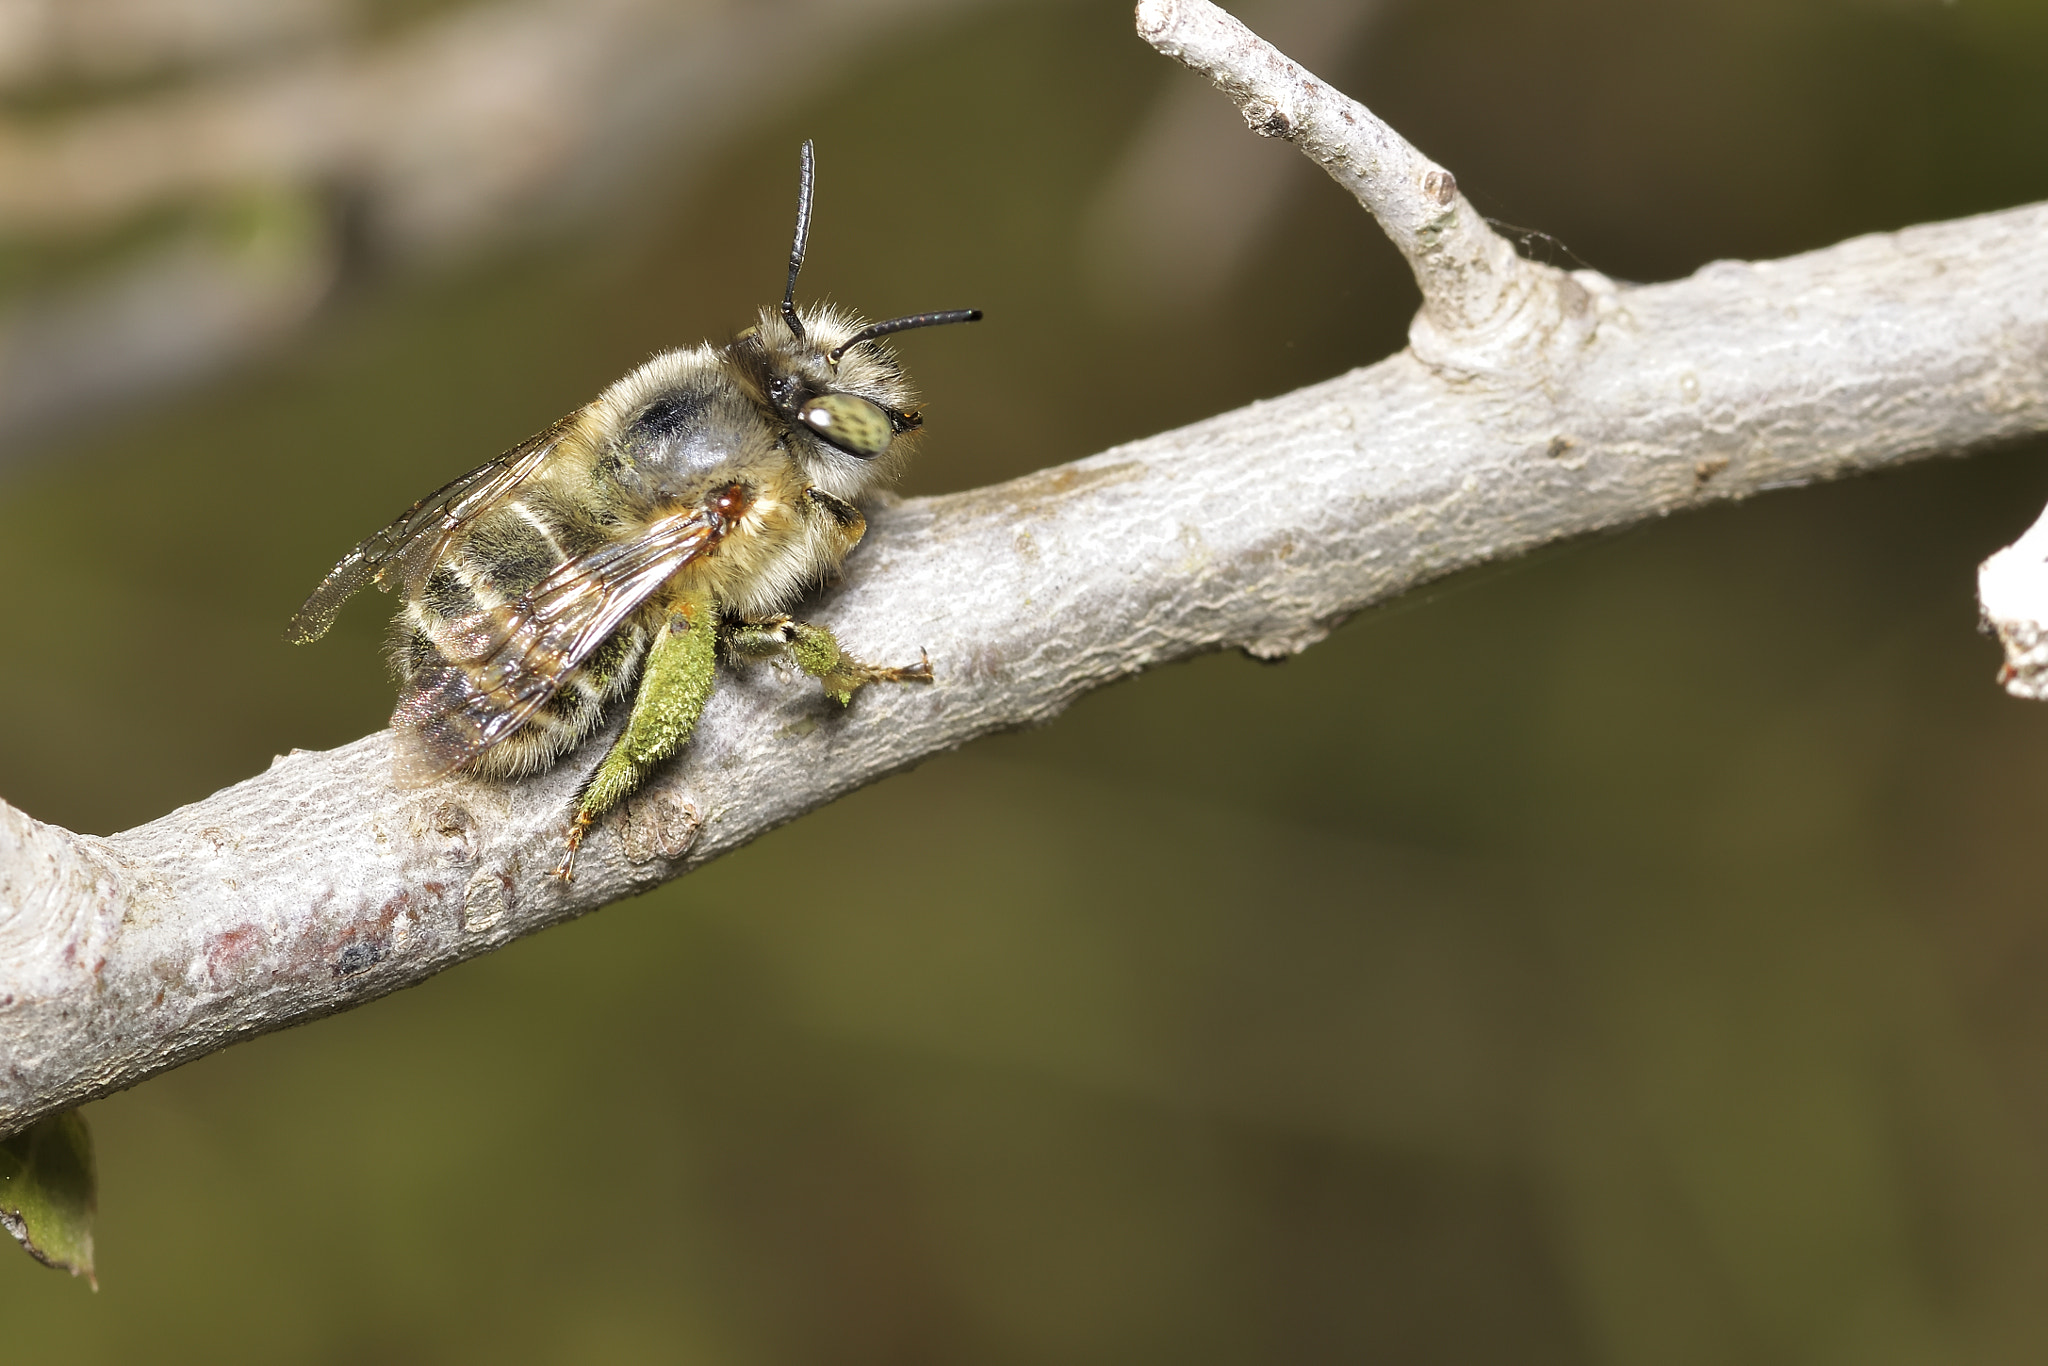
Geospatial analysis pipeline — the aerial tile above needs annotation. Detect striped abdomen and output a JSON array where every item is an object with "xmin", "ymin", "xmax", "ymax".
[{"xmin": 390, "ymin": 483, "xmax": 649, "ymax": 780}]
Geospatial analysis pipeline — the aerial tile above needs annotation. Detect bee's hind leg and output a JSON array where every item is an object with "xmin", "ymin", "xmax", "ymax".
[
  {"xmin": 554, "ymin": 595, "xmax": 719, "ymax": 881},
  {"xmin": 724, "ymin": 615, "xmax": 932, "ymax": 706}
]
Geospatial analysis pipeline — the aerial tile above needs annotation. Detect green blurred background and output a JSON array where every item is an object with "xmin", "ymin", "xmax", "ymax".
[{"xmin": 6, "ymin": 0, "xmax": 2048, "ymax": 1360}]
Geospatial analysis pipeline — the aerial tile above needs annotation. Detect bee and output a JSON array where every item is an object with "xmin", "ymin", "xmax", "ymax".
[{"xmin": 288, "ymin": 142, "xmax": 979, "ymax": 878}]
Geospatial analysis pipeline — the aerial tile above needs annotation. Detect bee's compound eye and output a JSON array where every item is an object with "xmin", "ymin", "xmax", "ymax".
[{"xmin": 799, "ymin": 394, "xmax": 894, "ymax": 458}]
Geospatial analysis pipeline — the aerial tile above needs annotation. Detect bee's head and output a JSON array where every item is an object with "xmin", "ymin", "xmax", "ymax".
[{"xmin": 731, "ymin": 140, "xmax": 978, "ymax": 498}]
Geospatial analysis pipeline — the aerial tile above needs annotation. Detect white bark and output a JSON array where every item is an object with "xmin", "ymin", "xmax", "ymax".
[
  {"xmin": 1980, "ymin": 501, "xmax": 2048, "ymax": 701},
  {"xmin": 4, "ymin": 0, "xmax": 2046, "ymax": 1137}
]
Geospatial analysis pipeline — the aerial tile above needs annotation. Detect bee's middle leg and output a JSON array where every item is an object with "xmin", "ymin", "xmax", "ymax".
[
  {"xmin": 724, "ymin": 615, "xmax": 932, "ymax": 705},
  {"xmin": 556, "ymin": 596, "xmax": 718, "ymax": 879}
]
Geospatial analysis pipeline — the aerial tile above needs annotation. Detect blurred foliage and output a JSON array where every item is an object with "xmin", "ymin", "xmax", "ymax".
[
  {"xmin": 0, "ymin": 1110, "xmax": 97, "ymax": 1287},
  {"xmin": 3, "ymin": 0, "xmax": 2048, "ymax": 1361}
]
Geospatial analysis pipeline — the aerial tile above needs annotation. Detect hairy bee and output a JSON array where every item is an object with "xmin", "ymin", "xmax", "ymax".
[{"xmin": 289, "ymin": 142, "xmax": 979, "ymax": 877}]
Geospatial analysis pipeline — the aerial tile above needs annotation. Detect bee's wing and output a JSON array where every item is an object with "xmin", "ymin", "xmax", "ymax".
[
  {"xmin": 391, "ymin": 505, "xmax": 731, "ymax": 781},
  {"xmin": 286, "ymin": 411, "xmax": 579, "ymax": 644}
]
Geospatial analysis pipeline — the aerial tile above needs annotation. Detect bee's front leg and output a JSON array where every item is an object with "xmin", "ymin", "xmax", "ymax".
[
  {"xmin": 554, "ymin": 594, "xmax": 719, "ymax": 881},
  {"xmin": 723, "ymin": 616, "xmax": 932, "ymax": 706}
]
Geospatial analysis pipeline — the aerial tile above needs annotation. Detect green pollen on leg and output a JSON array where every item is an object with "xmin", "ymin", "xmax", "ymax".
[
  {"xmin": 575, "ymin": 593, "xmax": 719, "ymax": 829},
  {"xmin": 788, "ymin": 623, "xmax": 843, "ymax": 679},
  {"xmin": 722, "ymin": 614, "xmax": 931, "ymax": 708}
]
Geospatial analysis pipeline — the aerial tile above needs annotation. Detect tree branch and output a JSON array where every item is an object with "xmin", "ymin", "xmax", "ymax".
[{"xmin": 5, "ymin": 0, "xmax": 2046, "ymax": 1137}]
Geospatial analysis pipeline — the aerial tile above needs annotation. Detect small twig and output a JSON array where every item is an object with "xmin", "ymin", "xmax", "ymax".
[
  {"xmin": 1980, "ymin": 502, "xmax": 2048, "ymax": 701},
  {"xmin": 1135, "ymin": 0, "xmax": 1577, "ymax": 373}
]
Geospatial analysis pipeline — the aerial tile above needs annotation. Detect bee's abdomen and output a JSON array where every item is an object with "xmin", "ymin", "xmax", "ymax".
[
  {"xmin": 472, "ymin": 489, "xmax": 608, "ymax": 595},
  {"xmin": 402, "ymin": 491, "xmax": 596, "ymax": 643},
  {"xmin": 391, "ymin": 489, "xmax": 641, "ymax": 778}
]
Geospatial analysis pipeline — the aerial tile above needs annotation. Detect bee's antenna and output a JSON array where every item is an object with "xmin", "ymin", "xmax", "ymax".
[
  {"xmin": 782, "ymin": 140, "xmax": 815, "ymax": 342},
  {"xmin": 827, "ymin": 309, "xmax": 983, "ymax": 364}
]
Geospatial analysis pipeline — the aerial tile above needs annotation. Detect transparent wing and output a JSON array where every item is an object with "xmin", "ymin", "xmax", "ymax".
[
  {"xmin": 286, "ymin": 411, "xmax": 579, "ymax": 643},
  {"xmin": 391, "ymin": 505, "xmax": 731, "ymax": 780}
]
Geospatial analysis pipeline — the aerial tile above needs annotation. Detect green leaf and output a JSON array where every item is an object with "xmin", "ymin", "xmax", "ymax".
[{"xmin": 0, "ymin": 1109, "xmax": 98, "ymax": 1289}]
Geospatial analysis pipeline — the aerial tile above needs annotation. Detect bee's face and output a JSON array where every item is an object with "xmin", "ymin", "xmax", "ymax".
[{"xmin": 728, "ymin": 304, "xmax": 925, "ymax": 501}]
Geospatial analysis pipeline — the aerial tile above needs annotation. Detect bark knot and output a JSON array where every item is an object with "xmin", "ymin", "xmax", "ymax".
[{"xmin": 1240, "ymin": 98, "xmax": 1296, "ymax": 139}]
